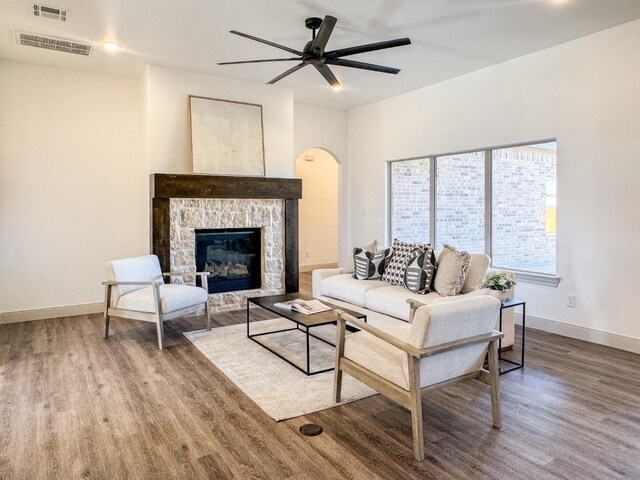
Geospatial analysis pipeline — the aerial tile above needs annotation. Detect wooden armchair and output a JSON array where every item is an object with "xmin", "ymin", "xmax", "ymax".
[
  {"xmin": 334, "ymin": 296, "xmax": 503, "ymax": 461},
  {"xmin": 103, "ymin": 255, "xmax": 210, "ymax": 349}
]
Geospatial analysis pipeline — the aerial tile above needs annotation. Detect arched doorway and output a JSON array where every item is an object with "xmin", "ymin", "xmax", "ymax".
[{"xmin": 295, "ymin": 148, "xmax": 340, "ymax": 274}]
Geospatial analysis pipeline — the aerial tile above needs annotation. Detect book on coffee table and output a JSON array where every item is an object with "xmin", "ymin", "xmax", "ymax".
[{"xmin": 272, "ymin": 299, "xmax": 332, "ymax": 315}]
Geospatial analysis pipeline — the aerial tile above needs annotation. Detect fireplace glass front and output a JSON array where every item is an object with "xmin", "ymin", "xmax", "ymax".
[{"xmin": 194, "ymin": 228, "xmax": 261, "ymax": 294}]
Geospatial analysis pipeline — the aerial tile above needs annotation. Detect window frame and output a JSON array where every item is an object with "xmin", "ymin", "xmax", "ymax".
[{"xmin": 387, "ymin": 139, "xmax": 560, "ymax": 285}]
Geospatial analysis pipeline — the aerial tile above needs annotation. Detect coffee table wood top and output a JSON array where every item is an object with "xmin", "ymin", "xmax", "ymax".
[{"xmin": 249, "ymin": 293, "xmax": 366, "ymax": 327}]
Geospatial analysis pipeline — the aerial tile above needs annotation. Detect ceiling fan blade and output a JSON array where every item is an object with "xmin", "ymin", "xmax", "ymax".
[
  {"xmin": 325, "ymin": 38, "xmax": 411, "ymax": 58},
  {"xmin": 314, "ymin": 64, "xmax": 341, "ymax": 89},
  {"xmin": 218, "ymin": 57, "xmax": 301, "ymax": 65},
  {"xmin": 310, "ymin": 15, "xmax": 337, "ymax": 53},
  {"xmin": 230, "ymin": 30, "xmax": 303, "ymax": 56},
  {"xmin": 325, "ymin": 58, "xmax": 400, "ymax": 74},
  {"xmin": 267, "ymin": 62, "xmax": 307, "ymax": 84}
]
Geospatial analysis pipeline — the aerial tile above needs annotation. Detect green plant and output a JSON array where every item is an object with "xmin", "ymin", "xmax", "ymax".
[{"xmin": 478, "ymin": 271, "xmax": 517, "ymax": 291}]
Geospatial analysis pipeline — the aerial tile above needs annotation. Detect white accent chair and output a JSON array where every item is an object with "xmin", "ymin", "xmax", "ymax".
[
  {"xmin": 334, "ymin": 295, "xmax": 503, "ymax": 461},
  {"xmin": 103, "ymin": 255, "xmax": 210, "ymax": 350}
]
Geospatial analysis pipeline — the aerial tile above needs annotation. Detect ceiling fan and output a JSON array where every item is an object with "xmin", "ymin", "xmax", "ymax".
[{"xmin": 218, "ymin": 15, "xmax": 411, "ymax": 90}]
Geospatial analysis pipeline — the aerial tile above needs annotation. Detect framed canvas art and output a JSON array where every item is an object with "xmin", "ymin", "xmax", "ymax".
[{"xmin": 188, "ymin": 96, "xmax": 265, "ymax": 176}]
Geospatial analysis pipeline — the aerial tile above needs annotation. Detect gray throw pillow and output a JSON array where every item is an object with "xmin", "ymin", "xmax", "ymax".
[
  {"xmin": 403, "ymin": 247, "xmax": 437, "ymax": 294},
  {"xmin": 353, "ymin": 247, "xmax": 393, "ymax": 280}
]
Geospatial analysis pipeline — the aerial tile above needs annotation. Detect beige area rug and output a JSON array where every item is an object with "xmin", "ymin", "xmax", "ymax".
[{"xmin": 184, "ymin": 318, "xmax": 377, "ymax": 421}]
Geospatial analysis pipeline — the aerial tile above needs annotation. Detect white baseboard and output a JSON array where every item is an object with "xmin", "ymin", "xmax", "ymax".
[
  {"xmin": 0, "ymin": 303, "xmax": 104, "ymax": 324},
  {"xmin": 299, "ymin": 262, "xmax": 338, "ymax": 273},
  {"xmin": 515, "ymin": 313, "xmax": 640, "ymax": 355}
]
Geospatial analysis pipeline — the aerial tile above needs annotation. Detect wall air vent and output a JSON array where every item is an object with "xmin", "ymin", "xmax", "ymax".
[
  {"xmin": 32, "ymin": 3, "xmax": 69, "ymax": 21},
  {"xmin": 16, "ymin": 31, "xmax": 92, "ymax": 56}
]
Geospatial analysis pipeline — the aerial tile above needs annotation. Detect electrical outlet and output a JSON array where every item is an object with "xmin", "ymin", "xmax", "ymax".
[
  {"xmin": 567, "ymin": 295, "xmax": 576, "ymax": 308},
  {"xmin": 305, "ymin": 250, "xmax": 311, "ymax": 258}
]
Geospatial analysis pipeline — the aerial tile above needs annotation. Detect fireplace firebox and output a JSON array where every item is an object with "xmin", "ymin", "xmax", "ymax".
[{"xmin": 195, "ymin": 228, "xmax": 261, "ymax": 294}]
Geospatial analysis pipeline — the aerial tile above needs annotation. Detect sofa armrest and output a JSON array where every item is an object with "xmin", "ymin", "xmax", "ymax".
[{"xmin": 312, "ymin": 267, "xmax": 343, "ymax": 298}]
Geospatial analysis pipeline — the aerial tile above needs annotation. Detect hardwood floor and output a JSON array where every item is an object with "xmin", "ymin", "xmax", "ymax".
[{"xmin": 1, "ymin": 278, "xmax": 639, "ymax": 479}]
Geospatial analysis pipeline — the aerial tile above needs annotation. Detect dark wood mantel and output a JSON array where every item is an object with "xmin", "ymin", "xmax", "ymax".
[{"xmin": 151, "ymin": 174, "xmax": 302, "ymax": 293}]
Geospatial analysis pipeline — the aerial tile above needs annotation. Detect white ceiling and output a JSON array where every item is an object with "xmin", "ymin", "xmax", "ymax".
[{"xmin": 2, "ymin": 0, "xmax": 640, "ymax": 109}]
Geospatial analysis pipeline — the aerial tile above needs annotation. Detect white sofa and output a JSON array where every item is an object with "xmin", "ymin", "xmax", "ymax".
[{"xmin": 312, "ymin": 253, "xmax": 515, "ymax": 348}]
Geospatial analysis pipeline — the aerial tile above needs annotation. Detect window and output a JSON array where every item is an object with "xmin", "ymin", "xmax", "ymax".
[
  {"xmin": 435, "ymin": 152, "xmax": 485, "ymax": 253},
  {"xmin": 492, "ymin": 143, "xmax": 557, "ymax": 274},
  {"xmin": 388, "ymin": 141, "xmax": 557, "ymax": 275},
  {"xmin": 390, "ymin": 158, "xmax": 430, "ymax": 244}
]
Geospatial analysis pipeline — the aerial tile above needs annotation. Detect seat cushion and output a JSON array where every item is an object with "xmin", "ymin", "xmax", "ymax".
[
  {"xmin": 116, "ymin": 284, "xmax": 207, "ymax": 314},
  {"xmin": 320, "ymin": 274, "xmax": 387, "ymax": 307},
  {"xmin": 364, "ymin": 285, "xmax": 443, "ymax": 321},
  {"xmin": 344, "ymin": 330, "xmax": 410, "ymax": 390}
]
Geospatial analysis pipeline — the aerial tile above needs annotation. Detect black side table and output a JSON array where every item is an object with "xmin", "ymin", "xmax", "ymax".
[{"xmin": 498, "ymin": 298, "xmax": 526, "ymax": 374}]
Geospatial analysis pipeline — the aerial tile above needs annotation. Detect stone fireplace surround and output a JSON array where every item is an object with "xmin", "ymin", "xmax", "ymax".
[{"xmin": 151, "ymin": 174, "xmax": 302, "ymax": 313}]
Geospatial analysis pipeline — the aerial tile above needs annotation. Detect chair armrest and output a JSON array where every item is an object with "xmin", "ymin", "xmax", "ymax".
[
  {"xmin": 162, "ymin": 271, "xmax": 211, "ymax": 277},
  {"xmin": 336, "ymin": 310, "xmax": 503, "ymax": 359},
  {"xmin": 419, "ymin": 331, "xmax": 503, "ymax": 358},
  {"xmin": 336, "ymin": 310, "xmax": 423, "ymax": 358},
  {"xmin": 102, "ymin": 280, "xmax": 162, "ymax": 286},
  {"xmin": 406, "ymin": 299, "xmax": 426, "ymax": 323},
  {"xmin": 162, "ymin": 271, "xmax": 210, "ymax": 289}
]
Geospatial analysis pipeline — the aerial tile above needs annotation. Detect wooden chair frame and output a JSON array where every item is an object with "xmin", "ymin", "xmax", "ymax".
[
  {"xmin": 103, "ymin": 272, "xmax": 211, "ymax": 350},
  {"xmin": 334, "ymin": 300, "xmax": 503, "ymax": 461}
]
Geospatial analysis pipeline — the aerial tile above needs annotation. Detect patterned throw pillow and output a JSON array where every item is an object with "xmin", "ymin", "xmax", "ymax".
[
  {"xmin": 352, "ymin": 247, "xmax": 393, "ymax": 280},
  {"xmin": 382, "ymin": 239, "xmax": 431, "ymax": 285},
  {"xmin": 432, "ymin": 244, "xmax": 471, "ymax": 296},
  {"xmin": 403, "ymin": 247, "xmax": 437, "ymax": 294},
  {"xmin": 343, "ymin": 240, "xmax": 378, "ymax": 274}
]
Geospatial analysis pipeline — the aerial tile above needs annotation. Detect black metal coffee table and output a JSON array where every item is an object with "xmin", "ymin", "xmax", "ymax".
[{"xmin": 247, "ymin": 293, "xmax": 367, "ymax": 376}]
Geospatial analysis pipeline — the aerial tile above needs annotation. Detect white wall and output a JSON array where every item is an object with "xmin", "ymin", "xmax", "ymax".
[
  {"xmin": 293, "ymin": 102, "xmax": 349, "ymax": 261},
  {"xmin": 146, "ymin": 65, "xmax": 294, "ymax": 177},
  {"xmin": 0, "ymin": 61, "xmax": 146, "ymax": 313},
  {"xmin": 296, "ymin": 148, "xmax": 339, "ymax": 269},
  {"xmin": 347, "ymin": 20, "xmax": 640, "ymax": 343}
]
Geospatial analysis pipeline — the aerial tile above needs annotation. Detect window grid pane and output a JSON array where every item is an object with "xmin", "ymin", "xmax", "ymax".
[
  {"xmin": 390, "ymin": 158, "xmax": 430, "ymax": 244},
  {"xmin": 492, "ymin": 142, "xmax": 557, "ymax": 274},
  {"xmin": 435, "ymin": 152, "xmax": 485, "ymax": 253}
]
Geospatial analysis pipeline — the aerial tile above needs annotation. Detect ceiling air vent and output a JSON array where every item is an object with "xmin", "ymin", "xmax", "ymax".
[
  {"xmin": 32, "ymin": 3, "xmax": 69, "ymax": 21},
  {"xmin": 16, "ymin": 31, "xmax": 92, "ymax": 56}
]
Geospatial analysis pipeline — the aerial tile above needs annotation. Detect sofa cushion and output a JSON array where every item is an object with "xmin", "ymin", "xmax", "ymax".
[
  {"xmin": 364, "ymin": 285, "xmax": 443, "ymax": 321},
  {"xmin": 382, "ymin": 239, "xmax": 431, "ymax": 285},
  {"xmin": 116, "ymin": 284, "xmax": 207, "ymax": 314},
  {"xmin": 343, "ymin": 240, "xmax": 378, "ymax": 274},
  {"xmin": 403, "ymin": 247, "xmax": 437, "ymax": 294},
  {"xmin": 344, "ymin": 330, "xmax": 410, "ymax": 390},
  {"xmin": 433, "ymin": 244, "xmax": 471, "ymax": 296},
  {"xmin": 319, "ymin": 274, "xmax": 387, "ymax": 307},
  {"xmin": 461, "ymin": 253, "xmax": 491, "ymax": 294},
  {"xmin": 353, "ymin": 247, "xmax": 393, "ymax": 280}
]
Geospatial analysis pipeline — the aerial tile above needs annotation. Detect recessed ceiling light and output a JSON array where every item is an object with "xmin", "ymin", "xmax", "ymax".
[{"xmin": 102, "ymin": 41, "xmax": 120, "ymax": 52}]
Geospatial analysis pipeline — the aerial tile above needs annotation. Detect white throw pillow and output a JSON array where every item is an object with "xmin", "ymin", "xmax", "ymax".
[
  {"xmin": 432, "ymin": 244, "xmax": 471, "ymax": 296},
  {"xmin": 461, "ymin": 253, "xmax": 491, "ymax": 293}
]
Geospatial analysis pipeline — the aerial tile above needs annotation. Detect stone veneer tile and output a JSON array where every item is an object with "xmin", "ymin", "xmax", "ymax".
[{"xmin": 169, "ymin": 198, "xmax": 286, "ymax": 313}]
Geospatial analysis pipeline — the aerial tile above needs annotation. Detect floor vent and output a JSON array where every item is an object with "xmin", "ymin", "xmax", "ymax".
[
  {"xmin": 16, "ymin": 31, "xmax": 92, "ymax": 56},
  {"xmin": 32, "ymin": 3, "xmax": 69, "ymax": 21}
]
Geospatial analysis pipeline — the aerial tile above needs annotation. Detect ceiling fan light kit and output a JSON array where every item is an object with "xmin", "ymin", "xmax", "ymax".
[{"xmin": 219, "ymin": 15, "xmax": 411, "ymax": 89}]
